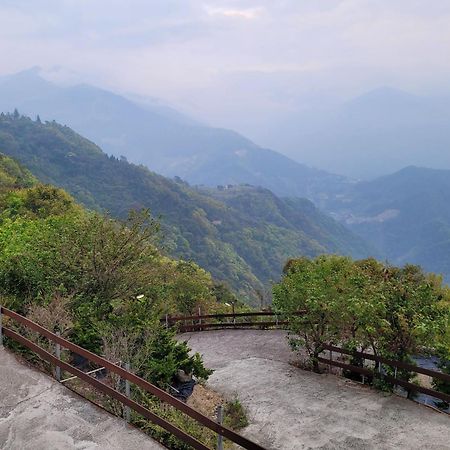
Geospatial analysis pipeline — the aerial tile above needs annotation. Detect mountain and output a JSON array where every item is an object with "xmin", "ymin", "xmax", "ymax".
[
  {"xmin": 0, "ymin": 68, "xmax": 348, "ymax": 201},
  {"xmin": 0, "ymin": 112, "xmax": 371, "ymax": 302},
  {"xmin": 329, "ymin": 166, "xmax": 450, "ymax": 279},
  {"xmin": 261, "ymin": 87, "xmax": 450, "ymax": 179},
  {"xmin": 0, "ymin": 153, "xmax": 36, "ymax": 191}
]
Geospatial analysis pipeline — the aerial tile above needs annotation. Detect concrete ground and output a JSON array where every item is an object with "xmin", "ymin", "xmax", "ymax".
[
  {"xmin": 0, "ymin": 348, "xmax": 163, "ymax": 450},
  {"xmin": 180, "ymin": 329, "xmax": 450, "ymax": 450}
]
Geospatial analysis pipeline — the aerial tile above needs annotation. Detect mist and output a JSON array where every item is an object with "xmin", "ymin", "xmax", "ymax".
[{"xmin": 1, "ymin": 1, "xmax": 450, "ymax": 178}]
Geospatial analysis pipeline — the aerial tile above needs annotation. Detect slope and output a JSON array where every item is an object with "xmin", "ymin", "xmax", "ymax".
[
  {"xmin": 330, "ymin": 166, "xmax": 450, "ymax": 279},
  {"xmin": 0, "ymin": 112, "xmax": 372, "ymax": 302},
  {"xmin": 0, "ymin": 68, "xmax": 347, "ymax": 200}
]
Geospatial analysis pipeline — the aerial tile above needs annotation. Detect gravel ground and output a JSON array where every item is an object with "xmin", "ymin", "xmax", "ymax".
[{"xmin": 180, "ymin": 329, "xmax": 450, "ymax": 450}]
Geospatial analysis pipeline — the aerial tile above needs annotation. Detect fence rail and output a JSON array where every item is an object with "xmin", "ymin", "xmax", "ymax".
[
  {"xmin": 321, "ymin": 343, "xmax": 450, "ymax": 405},
  {"xmin": 164, "ymin": 310, "xmax": 305, "ymax": 332},
  {"xmin": 167, "ymin": 310, "xmax": 450, "ymax": 409},
  {"xmin": 0, "ymin": 306, "xmax": 265, "ymax": 450}
]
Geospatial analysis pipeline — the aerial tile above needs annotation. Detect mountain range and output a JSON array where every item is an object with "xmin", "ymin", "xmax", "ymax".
[
  {"xmin": 262, "ymin": 87, "xmax": 450, "ymax": 179},
  {"xmin": 0, "ymin": 68, "xmax": 347, "ymax": 202},
  {"xmin": 3, "ymin": 68, "xmax": 450, "ymax": 285},
  {"xmin": 0, "ymin": 112, "xmax": 370, "ymax": 302},
  {"xmin": 328, "ymin": 166, "xmax": 450, "ymax": 280}
]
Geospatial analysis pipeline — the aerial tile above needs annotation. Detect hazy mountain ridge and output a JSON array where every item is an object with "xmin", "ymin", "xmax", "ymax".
[
  {"xmin": 4, "ymin": 69, "xmax": 449, "ymax": 281},
  {"xmin": 0, "ymin": 112, "xmax": 371, "ymax": 302},
  {"xmin": 268, "ymin": 87, "xmax": 450, "ymax": 179},
  {"xmin": 329, "ymin": 165, "xmax": 450, "ymax": 279},
  {"xmin": 0, "ymin": 68, "xmax": 349, "ymax": 201}
]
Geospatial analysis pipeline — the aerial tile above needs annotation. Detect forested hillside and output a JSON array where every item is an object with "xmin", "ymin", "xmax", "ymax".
[
  {"xmin": 0, "ymin": 153, "xmax": 241, "ymax": 447},
  {"xmin": 329, "ymin": 166, "xmax": 450, "ymax": 280},
  {"xmin": 0, "ymin": 69, "xmax": 348, "ymax": 201},
  {"xmin": 0, "ymin": 112, "xmax": 371, "ymax": 302}
]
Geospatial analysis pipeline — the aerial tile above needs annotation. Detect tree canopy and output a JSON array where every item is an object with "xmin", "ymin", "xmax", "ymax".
[{"xmin": 273, "ymin": 255, "xmax": 450, "ymax": 373}]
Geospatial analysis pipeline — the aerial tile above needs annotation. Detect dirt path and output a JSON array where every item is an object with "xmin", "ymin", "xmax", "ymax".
[
  {"xmin": 180, "ymin": 329, "xmax": 450, "ymax": 450},
  {"xmin": 0, "ymin": 349, "xmax": 163, "ymax": 450}
]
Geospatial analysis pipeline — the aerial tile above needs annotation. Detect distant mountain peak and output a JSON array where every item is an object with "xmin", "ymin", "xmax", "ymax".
[
  {"xmin": 0, "ymin": 67, "xmax": 49, "ymax": 86},
  {"xmin": 0, "ymin": 68, "xmax": 347, "ymax": 201},
  {"xmin": 365, "ymin": 85, "xmax": 413, "ymax": 96},
  {"xmin": 10, "ymin": 66, "xmax": 43, "ymax": 77},
  {"xmin": 346, "ymin": 86, "xmax": 421, "ymax": 110}
]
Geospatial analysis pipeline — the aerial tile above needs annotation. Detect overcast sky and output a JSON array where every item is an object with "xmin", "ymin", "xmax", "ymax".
[{"xmin": 1, "ymin": 0, "xmax": 450, "ymax": 137}]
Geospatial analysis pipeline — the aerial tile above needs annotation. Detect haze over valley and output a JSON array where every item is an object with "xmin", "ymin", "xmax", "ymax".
[{"xmin": 1, "ymin": 66, "xmax": 450, "ymax": 287}]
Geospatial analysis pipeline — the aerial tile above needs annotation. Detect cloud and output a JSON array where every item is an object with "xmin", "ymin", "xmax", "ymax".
[
  {"xmin": 0, "ymin": 0, "xmax": 450, "ymax": 140},
  {"xmin": 205, "ymin": 6, "xmax": 264, "ymax": 20}
]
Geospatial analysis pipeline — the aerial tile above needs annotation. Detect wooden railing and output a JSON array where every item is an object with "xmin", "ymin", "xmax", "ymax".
[
  {"xmin": 164, "ymin": 310, "xmax": 450, "ymax": 408},
  {"xmin": 319, "ymin": 343, "xmax": 450, "ymax": 405},
  {"xmin": 0, "ymin": 306, "xmax": 266, "ymax": 450},
  {"xmin": 163, "ymin": 310, "xmax": 306, "ymax": 332}
]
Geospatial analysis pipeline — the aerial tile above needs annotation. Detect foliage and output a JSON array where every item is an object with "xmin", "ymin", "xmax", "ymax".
[
  {"xmin": 140, "ymin": 327, "xmax": 213, "ymax": 388},
  {"xmin": 132, "ymin": 391, "xmax": 247, "ymax": 449},
  {"xmin": 0, "ymin": 184, "xmax": 80, "ymax": 221},
  {"xmin": 273, "ymin": 255, "xmax": 450, "ymax": 376},
  {"xmin": 134, "ymin": 394, "xmax": 217, "ymax": 450},
  {"xmin": 0, "ymin": 153, "xmax": 36, "ymax": 190},
  {"xmin": 0, "ymin": 206, "xmax": 226, "ymax": 350},
  {"xmin": 0, "ymin": 113, "xmax": 371, "ymax": 303},
  {"xmin": 0, "ymin": 167, "xmax": 220, "ymax": 366},
  {"xmin": 273, "ymin": 255, "xmax": 364, "ymax": 371},
  {"xmin": 27, "ymin": 294, "xmax": 74, "ymax": 337},
  {"xmin": 224, "ymin": 398, "xmax": 249, "ymax": 430},
  {"xmin": 432, "ymin": 343, "xmax": 450, "ymax": 409}
]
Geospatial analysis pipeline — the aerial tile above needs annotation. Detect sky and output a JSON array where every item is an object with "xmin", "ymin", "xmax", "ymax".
[{"xmin": 1, "ymin": 0, "xmax": 450, "ymax": 138}]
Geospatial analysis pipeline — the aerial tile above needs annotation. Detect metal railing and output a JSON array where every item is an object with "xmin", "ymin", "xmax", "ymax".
[{"xmin": 0, "ymin": 305, "xmax": 266, "ymax": 450}]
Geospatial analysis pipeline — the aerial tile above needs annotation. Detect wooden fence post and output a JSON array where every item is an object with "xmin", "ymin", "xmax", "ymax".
[
  {"xmin": 125, "ymin": 362, "xmax": 131, "ymax": 423},
  {"xmin": 216, "ymin": 404, "xmax": 224, "ymax": 450},
  {"xmin": 0, "ymin": 305, "xmax": 3, "ymax": 347},
  {"xmin": 55, "ymin": 331, "xmax": 61, "ymax": 381}
]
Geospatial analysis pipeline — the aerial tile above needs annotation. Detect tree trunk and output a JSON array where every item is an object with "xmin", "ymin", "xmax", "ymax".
[{"xmin": 312, "ymin": 350, "xmax": 320, "ymax": 373}]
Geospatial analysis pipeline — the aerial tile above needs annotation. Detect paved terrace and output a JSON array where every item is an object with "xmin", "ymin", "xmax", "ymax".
[
  {"xmin": 180, "ymin": 329, "xmax": 450, "ymax": 450},
  {"xmin": 0, "ymin": 348, "xmax": 162, "ymax": 450}
]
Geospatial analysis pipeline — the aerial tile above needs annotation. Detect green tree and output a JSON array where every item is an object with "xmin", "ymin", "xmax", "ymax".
[
  {"xmin": 273, "ymin": 255, "xmax": 357, "ymax": 371},
  {"xmin": 274, "ymin": 255, "xmax": 450, "ymax": 375},
  {"xmin": 1, "ymin": 184, "xmax": 80, "ymax": 220}
]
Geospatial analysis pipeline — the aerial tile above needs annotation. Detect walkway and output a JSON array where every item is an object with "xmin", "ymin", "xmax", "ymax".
[
  {"xmin": 0, "ymin": 348, "xmax": 163, "ymax": 450},
  {"xmin": 180, "ymin": 329, "xmax": 450, "ymax": 450}
]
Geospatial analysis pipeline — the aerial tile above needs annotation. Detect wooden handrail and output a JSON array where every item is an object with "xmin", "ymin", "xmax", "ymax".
[
  {"xmin": 3, "ymin": 327, "xmax": 208, "ymax": 450},
  {"xmin": 1, "ymin": 306, "xmax": 266, "ymax": 450},
  {"xmin": 321, "ymin": 344, "xmax": 450, "ymax": 404},
  {"xmin": 164, "ymin": 310, "xmax": 306, "ymax": 323},
  {"xmin": 180, "ymin": 321, "xmax": 289, "ymax": 331},
  {"xmin": 322, "ymin": 343, "xmax": 450, "ymax": 384}
]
